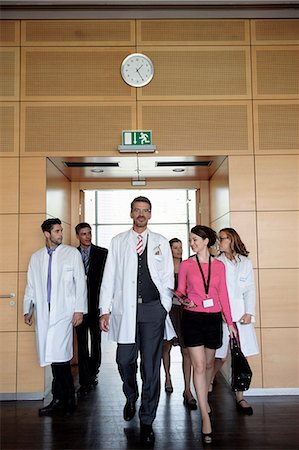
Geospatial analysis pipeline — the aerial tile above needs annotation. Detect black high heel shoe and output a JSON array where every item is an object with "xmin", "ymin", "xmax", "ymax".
[
  {"xmin": 183, "ymin": 392, "xmax": 197, "ymax": 410},
  {"xmin": 201, "ymin": 432, "xmax": 212, "ymax": 444},
  {"xmin": 236, "ymin": 399, "xmax": 253, "ymax": 415}
]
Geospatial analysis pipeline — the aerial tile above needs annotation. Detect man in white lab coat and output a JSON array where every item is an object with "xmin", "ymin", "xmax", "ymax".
[
  {"xmin": 23, "ymin": 218, "xmax": 87, "ymax": 416},
  {"xmin": 99, "ymin": 196, "xmax": 174, "ymax": 446}
]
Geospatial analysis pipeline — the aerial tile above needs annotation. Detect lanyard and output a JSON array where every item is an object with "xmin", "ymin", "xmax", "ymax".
[{"xmin": 195, "ymin": 255, "xmax": 211, "ymax": 298}]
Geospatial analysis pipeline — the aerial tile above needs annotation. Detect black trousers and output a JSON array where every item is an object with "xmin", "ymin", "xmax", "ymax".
[
  {"xmin": 51, "ymin": 362, "xmax": 75, "ymax": 405},
  {"xmin": 75, "ymin": 312, "xmax": 101, "ymax": 387},
  {"xmin": 116, "ymin": 302, "xmax": 167, "ymax": 426}
]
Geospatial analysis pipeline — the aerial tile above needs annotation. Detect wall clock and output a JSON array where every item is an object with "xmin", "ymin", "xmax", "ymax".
[{"xmin": 121, "ymin": 53, "xmax": 154, "ymax": 87}]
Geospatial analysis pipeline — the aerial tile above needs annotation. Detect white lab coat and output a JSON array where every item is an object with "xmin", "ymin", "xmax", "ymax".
[
  {"xmin": 99, "ymin": 228, "xmax": 175, "ymax": 344},
  {"xmin": 215, "ymin": 253, "xmax": 259, "ymax": 358},
  {"xmin": 23, "ymin": 244, "xmax": 87, "ymax": 367}
]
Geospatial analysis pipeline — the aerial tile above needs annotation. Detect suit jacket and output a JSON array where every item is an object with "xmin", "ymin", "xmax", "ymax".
[{"xmin": 78, "ymin": 244, "xmax": 108, "ymax": 314}]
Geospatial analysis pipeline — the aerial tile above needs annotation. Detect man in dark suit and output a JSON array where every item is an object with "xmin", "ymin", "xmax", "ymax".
[{"xmin": 75, "ymin": 222, "xmax": 108, "ymax": 396}]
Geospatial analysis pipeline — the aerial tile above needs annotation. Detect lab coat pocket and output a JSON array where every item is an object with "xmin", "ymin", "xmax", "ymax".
[
  {"xmin": 112, "ymin": 290, "xmax": 123, "ymax": 314},
  {"xmin": 63, "ymin": 267, "xmax": 75, "ymax": 300}
]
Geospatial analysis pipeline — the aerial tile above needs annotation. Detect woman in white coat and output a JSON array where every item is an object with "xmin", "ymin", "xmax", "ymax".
[{"xmin": 212, "ymin": 228, "xmax": 259, "ymax": 415}]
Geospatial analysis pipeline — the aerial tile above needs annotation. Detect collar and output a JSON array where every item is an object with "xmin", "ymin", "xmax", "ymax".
[{"xmin": 80, "ymin": 245, "xmax": 91, "ymax": 256}]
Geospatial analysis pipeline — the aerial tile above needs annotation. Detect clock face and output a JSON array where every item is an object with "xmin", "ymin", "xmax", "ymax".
[{"xmin": 121, "ymin": 53, "xmax": 154, "ymax": 87}]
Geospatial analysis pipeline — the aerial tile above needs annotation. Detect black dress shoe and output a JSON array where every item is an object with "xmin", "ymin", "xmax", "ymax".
[
  {"xmin": 64, "ymin": 397, "xmax": 77, "ymax": 416},
  {"xmin": 140, "ymin": 423, "xmax": 155, "ymax": 446},
  {"xmin": 77, "ymin": 385, "xmax": 92, "ymax": 397},
  {"xmin": 38, "ymin": 399, "xmax": 64, "ymax": 416},
  {"xmin": 91, "ymin": 378, "xmax": 98, "ymax": 388},
  {"xmin": 123, "ymin": 400, "xmax": 136, "ymax": 421}
]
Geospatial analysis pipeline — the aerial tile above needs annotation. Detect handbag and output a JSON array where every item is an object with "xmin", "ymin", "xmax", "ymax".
[{"xmin": 230, "ymin": 336, "xmax": 252, "ymax": 391}]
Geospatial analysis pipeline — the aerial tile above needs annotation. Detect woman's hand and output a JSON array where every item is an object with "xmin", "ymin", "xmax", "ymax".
[
  {"xmin": 239, "ymin": 313, "xmax": 252, "ymax": 325},
  {"xmin": 228, "ymin": 324, "xmax": 238, "ymax": 339}
]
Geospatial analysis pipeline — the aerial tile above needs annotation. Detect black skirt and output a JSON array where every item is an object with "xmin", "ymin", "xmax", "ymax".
[{"xmin": 181, "ymin": 310, "xmax": 223, "ymax": 349}]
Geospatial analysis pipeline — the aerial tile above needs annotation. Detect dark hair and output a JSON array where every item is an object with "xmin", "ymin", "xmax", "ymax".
[
  {"xmin": 190, "ymin": 225, "xmax": 217, "ymax": 248},
  {"xmin": 169, "ymin": 237, "xmax": 182, "ymax": 247},
  {"xmin": 130, "ymin": 196, "xmax": 152, "ymax": 212},
  {"xmin": 75, "ymin": 222, "xmax": 91, "ymax": 234},
  {"xmin": 219, "ymin": 228, "xmax": 249, "ymax": 257},
  {"xmin": 41, "ymin": 218, "xmax": 61, "ymax": 233}
]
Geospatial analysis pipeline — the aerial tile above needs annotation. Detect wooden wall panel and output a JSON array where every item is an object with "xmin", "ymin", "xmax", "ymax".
[
  {"xmin": 256, "ymin": 155, "xmax": 299, "ymax": 210},
  {"xmin": 21, "ymin": 20, "xmax": 135, "ymax": 46},
  {"xmin": 17, "ymin": 332, "xmax": 44, "ymax": 393},
  {"xmin": 0, "ymin": 48, "xmax": 19, "ymax": 101},
  {"xmin": 0, "ymin": 332, "xmax": 17, "ymax": 392},
  {"xmin": 0, "ymin": 214, "xmax": 18, "ymax": 272},
  {"xmin": 262, "ymin": 328, "xmax": 299, "ymax": 388},
  {"xmin": 0, "ymin": 273, "xmax": 18, "ymax": 332},
  {"xmin": 46, "ymin": 159, "xmax": 71, "ymax": 225},
  {"xmin": 21, "ymin": 102, "xmax": 136, "ymax": 156},
  {"xmin": 21, "ymin": 48, "xmax": 134, "ymax": 101},
  {"xmin": 0, "ymin": 157, "xmax": 19, "ymax": 213},
  {"xmin": 137, "ymin": 47, "xmax": 251, "ymax": 100},
  {"xmin": 252, "ymin": 46, "xmax": 299, "ymax": 99},
  {"xmin": 137, "ymin": 19, "xmax": 249, "ymax": 45},
  {"xmin": 19, "ymin": 214, "xmax": 45, "ymax": 272},
  {"xmin": 247, "ymin": 329, "xmax": 262, "ymax": 388},
  {"xmin": 254, "ymin": 101, "xmax": 299, "ymax": 154},
  {"xmin": 20, "ymin": 157, "xmax": 46, "ymax": 214},
  {"xmin": 228, "ymin": 156, "xmax": 256, "ymax": 211},
  {"xmin": 211, "ymin": 214, "xmax": 230, "ymax": 234},
  {"xmin": 257, "ymin": 212, "xmax": 299, "ymax": 269},
  {"xmin": 0, "ymin": 103, "xmax": 19, "ymax": 156},
  {"xmin": 0, "ymin": 21, "xmax": 20, "ymax": 46},
  {"xmin": 251, "ymin": 19, "xmax": 299, "ymax": 45},
  {"xmin": 230, "ymin": 212, "xmax": 257, "ymax": 268},
  {"xmin": 209, "ymin": 158, "xmax": 229, "ymax": 222},
  {"xmin": 259, "ymin": 269, "xmax": 299, "ymax": 328},
  {"xmin": 139, "ymin": 102, "xmax": 252, "ymax": 155}
]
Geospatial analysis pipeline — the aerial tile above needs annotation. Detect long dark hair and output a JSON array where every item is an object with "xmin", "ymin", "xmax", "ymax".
[{"xmin": 219, "ymin": 227, "xmax": 249, "ymax": 257}]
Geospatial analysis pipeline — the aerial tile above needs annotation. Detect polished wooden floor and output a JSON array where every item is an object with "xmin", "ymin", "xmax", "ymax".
[{"xmin": 1, "ymin": 336, "xmax": 299, "ymax": 450}]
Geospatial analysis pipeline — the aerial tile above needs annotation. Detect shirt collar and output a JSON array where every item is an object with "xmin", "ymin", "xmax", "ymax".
[{"xmin": 80, "ymin": 245, "xmax": 91, "ymax": 256}]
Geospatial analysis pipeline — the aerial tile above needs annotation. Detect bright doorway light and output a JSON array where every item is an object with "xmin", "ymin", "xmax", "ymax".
[{"xmin": 84, "ymin": 189, "xmax": 196, "ymax": 259}]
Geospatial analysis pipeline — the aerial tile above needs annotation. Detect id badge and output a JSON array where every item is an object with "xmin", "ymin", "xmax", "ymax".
[{"xmin": 203, "ymin": 298, "xmax": 214, "ymax": 308}]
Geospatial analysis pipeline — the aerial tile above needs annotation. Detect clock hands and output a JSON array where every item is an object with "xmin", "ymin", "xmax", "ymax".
[{"xmin": 136, "ymin": 64, "xmax": 144, "ymax": 81}]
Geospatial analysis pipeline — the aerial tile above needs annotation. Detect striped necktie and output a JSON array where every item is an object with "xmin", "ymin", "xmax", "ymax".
[
  {"xmin": 136, "ymin": 234, "xmax": 143, "ymax": 255},
  {"xmin": 82, "ymin": 249, "xmax": 90, "ymax": 274}
]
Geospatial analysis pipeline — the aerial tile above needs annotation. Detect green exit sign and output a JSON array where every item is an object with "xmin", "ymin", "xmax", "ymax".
[{"xmin": 122, "ymin": 130, "xmax": 152, "ymax": 146}]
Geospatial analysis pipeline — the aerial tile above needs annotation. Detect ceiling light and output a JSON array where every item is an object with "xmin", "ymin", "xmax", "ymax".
[{"xmin": 131, "ymin": 179, "xmax": 147, "ymax": 186}]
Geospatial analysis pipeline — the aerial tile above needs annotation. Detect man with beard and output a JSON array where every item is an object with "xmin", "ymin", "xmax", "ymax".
[
  {"xmin": 23, "ymin": 218, "xmax": 87, "ymax": 416},
  {"xmin": 99, "ymin": 196, "xmax": 174, "ymax": 446}
]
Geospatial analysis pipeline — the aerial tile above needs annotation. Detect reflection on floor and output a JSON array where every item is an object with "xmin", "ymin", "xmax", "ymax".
[{"xmin": 1, "ymin": 334, "xmax": 299, "ymax": 450}]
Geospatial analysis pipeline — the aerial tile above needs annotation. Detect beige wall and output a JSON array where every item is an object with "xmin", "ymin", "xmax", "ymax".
[{"xmin": 0, "ymin": 18, "xmax": 298, "ymax": 396}]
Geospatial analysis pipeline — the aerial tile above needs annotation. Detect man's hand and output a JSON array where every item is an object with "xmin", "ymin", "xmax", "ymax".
[
  {"xmin": 24, "ymin": 314, "xmax": 32, "ymax": 326},
  {"xmin": 99, "ymin": 313, "xmax": 110, "ymax": 332},
  {"xmin": 72, "ymin": 312, "xmax": 83, "ymax": 327}
]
